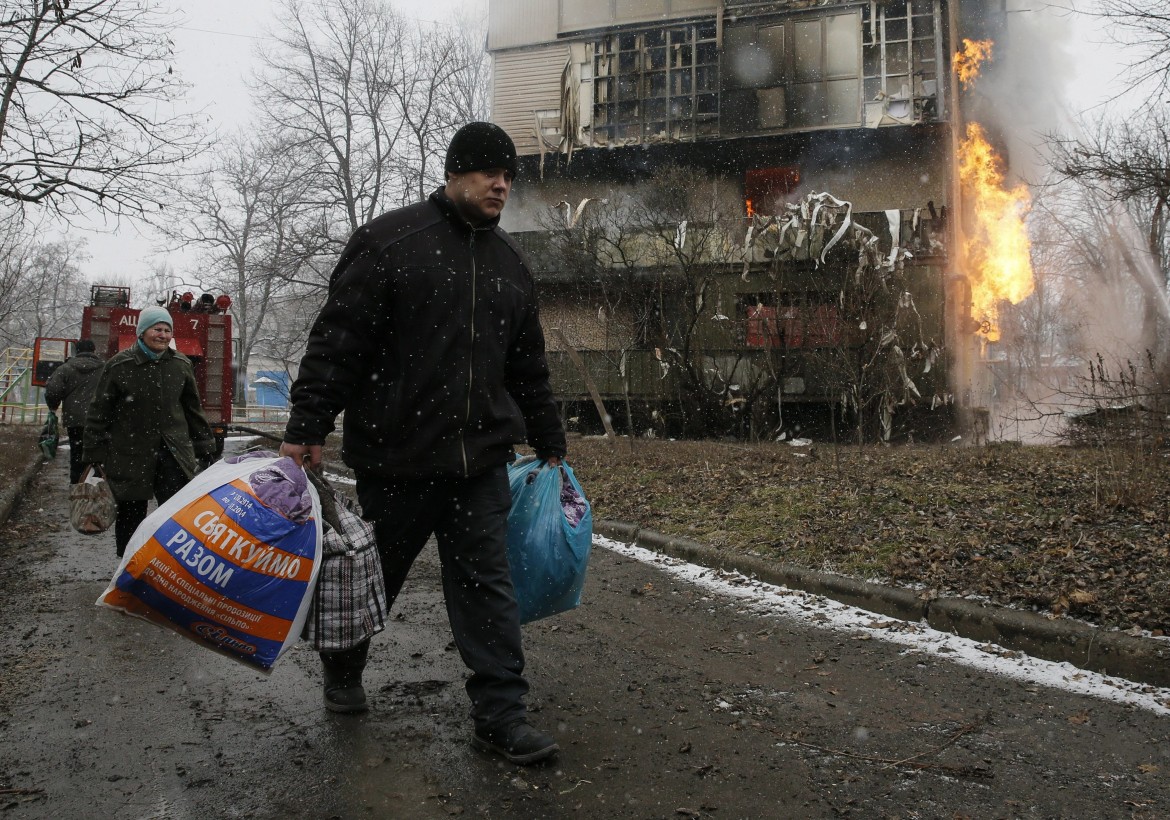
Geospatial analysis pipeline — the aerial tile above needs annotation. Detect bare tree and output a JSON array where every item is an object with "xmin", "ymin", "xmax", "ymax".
[
  {"xmin": 393, "ymin": 21, "xmax": 490, "ymax": 201},
  {"xmin": 160, "ymin": 133, "xmax": 313, "ymax": 384},
  {"xmin": 252, "ymin": 0, "xmax": 410, "ymax": 264},
  {"xmin": 25, "ymin": 238, "xmax": 90, "ymax": 339},
  {"xmin": 531, "ymin": 180, "xmax": 948, "ymax": 442},
  {"xmin": 748, "ymin": 196, "xmax": 944, "ymax": 444},
  {"xmin": 1023, "ymin": 181, "xmax": 1143, "ymax": 361},
  {"xmin": 537, "ymin": 193, "xmax": 659, "ymax": 437},
  {"xmin": 0, "ymin": 221, "xmax": 89, "ymax": 348},
  {"xmin": 1096, "ymin": 0, "xmax": 1170, "ymax": 93},
  {"xmin": 0, "ymin": 223, "xmax": 37, "ymax": 347},
  {"xmin": 136, "ymin": 261, "xmax": 181, "ymax": 307},
  {"xmin": 630, "ymin": 167, "xmax": 767, "ymax": 438},
  {"xmin": 992, "ymin": 163, "xmax": 1170, "ymax": 439},
  {"xmin": 1049, "ymin": 107, "xmax": 1170, "ymax": 369},
  {"xmin": 0, "ymin": 0, "xmax": 204, "ymax": 216},
  {"xmin": 538, "ymin": 167, "xmax": 768, "ymax": 439},
  {"xmin": 249, "ymin": 0, "xmax": 492, "ymax": 282},
  {"xmin": 435, "ymin": 9, "xmax": 492, "ymax": 127},
  {"xmin": 247, "ymin": 286, "xmax": 325, "ymax": 402},
  {"xmin": 149, "ymin": 0, "xmax": 494, "ymax": 392}
]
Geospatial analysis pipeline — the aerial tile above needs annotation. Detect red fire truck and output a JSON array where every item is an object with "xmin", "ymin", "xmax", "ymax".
[{"xmin": 34, "ymin": 285, "xmax": 235, "ymax": 455}]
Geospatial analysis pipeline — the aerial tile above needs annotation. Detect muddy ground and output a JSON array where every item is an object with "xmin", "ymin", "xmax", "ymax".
[{"xmin": 1, "ymin": 449, "xmax": 1169, "ymax": 819}]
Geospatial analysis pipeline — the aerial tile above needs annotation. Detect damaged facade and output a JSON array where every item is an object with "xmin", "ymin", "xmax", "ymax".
[{"xmin": 488, "ymin": 0, "xmax": 1005, "ymax": 440}]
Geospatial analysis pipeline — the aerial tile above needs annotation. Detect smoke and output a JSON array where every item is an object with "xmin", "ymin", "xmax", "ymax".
[
  {"xmin": 965, "ymin": 2, "xmax": 1078, "ymax": 183},
  {"xmin": 958, "ymin": 1, "xmax": 1163, "ymax": 442}
]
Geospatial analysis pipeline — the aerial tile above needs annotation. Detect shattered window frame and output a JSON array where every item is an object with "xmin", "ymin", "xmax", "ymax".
[
  {"xmin": 720, "ymin": 8, "xmax": 864, "ymax": 133},
  {"xmin": 591, "ymin": 20, "xmax": 719, "ymax": 146},
  {"xmin": 789, "ymin": 10, "xmax": 863, "ymax": 129},
  {"xmin": 862, "ymin": 0, "xmax": 944, "ymax": 122},
  {"xmin": 720, "ymin": 0, "xmax": 945, "ymax": 137}
]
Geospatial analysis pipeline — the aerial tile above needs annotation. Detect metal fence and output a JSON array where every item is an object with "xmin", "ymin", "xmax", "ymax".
[
  {"xmin": 231, "ymin": 406, "xmax": 290, "ymax": 424},
  {"xmin": 0, "ymin": 404, "xmax": 295, "ymax": 428}
]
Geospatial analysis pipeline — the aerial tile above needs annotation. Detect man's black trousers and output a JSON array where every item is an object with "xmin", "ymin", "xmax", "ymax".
[
  {"xmin": 66, "ymin": 426, "xmax": 85, "ymax": 484},
  {"xmin": 324, "ymin": 466, "xmax": 528, "ymax": 732}
]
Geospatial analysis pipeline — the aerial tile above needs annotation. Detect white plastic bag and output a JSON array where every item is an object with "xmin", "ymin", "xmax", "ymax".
[{"xmin": 97, "ymin": 456, "xmax": 323, "ymax": 672}]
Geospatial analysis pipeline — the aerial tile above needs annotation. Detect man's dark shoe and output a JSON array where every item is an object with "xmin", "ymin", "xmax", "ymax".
[
  {"xmin": 472, "ymin": 720, "xmax": 559, "ymax": 765},
  {"xmin": 323, "ymin": 683, "xmax": 367, "ymax": 714},
  {"xmin": 321, "ymin": 644, "xmax": 369, "ymax": 714}
]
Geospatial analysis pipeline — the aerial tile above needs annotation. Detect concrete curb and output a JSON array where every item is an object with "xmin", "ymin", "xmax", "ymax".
[
  {"xmin": 595, "ymin": 519, "xmax": 1170, "ymax": 689},
  {"xmin": 0, "ymin": 447, "xmax": 45, "ymax": 528}
]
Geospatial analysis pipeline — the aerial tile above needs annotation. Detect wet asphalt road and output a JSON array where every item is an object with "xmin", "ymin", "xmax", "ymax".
[{"xmin": 1, "ymin": 449, "xmax": 1169, "ymax": 819}]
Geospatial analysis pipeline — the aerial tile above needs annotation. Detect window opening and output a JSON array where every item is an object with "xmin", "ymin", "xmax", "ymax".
[
  {"xmin": 790, "ymin": 12, "xmax": 861, "ymax": 129},
  {"xmin": 862, "ymin": 0, "xmax": 941, "ymax": 121},
  {"xmin": 737, "ymin": 292, "xmax": 842, "ymax": 349},
  {"xmin": 744, "ymin": 167, "xmax": 800, "ymax": 217},
  {"xmin": 592, "ymin": 21, "xmax": 719, "ymax": 146},
  {"xmin": 722, "ymin": 1, "xmax": 941, "ymax": 136},
  {"xmin": 722, "ymin": 9, "xmax": 861, "ymax": 134}
]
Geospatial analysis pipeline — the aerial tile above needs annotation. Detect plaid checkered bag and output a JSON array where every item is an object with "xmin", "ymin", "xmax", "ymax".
[{"xmin": 301, "ymin": 476, "xmax": 387, "ymax": 651}]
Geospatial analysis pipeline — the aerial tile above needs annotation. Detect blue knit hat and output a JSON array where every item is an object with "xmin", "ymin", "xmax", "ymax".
[{"xmin": 137, "ymin": 306, "xmax": 173, "ymax": 335}]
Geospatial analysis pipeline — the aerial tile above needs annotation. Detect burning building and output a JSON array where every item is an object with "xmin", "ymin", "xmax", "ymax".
[{"xmin": 487, "ymin": 0, "xmax": 1030, "ymax": 441}]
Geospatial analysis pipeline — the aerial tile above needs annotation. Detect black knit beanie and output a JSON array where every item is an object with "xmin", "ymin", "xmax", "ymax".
[{"xmin": 445, "ymin": 122, "xmax": 518, "ymax": 178}]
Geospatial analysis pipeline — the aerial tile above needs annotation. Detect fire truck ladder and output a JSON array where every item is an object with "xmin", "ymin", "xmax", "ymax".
[{"xmin": 0, "ymin": 347, "xmax": 33, "ymax": 423}]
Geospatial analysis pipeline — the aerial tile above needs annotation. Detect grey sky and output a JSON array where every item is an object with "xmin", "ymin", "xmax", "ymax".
[
  {"xmin": 72, "ymin": 0, "xmax": 474, "ymax": 294},
  {"xmin": 71, "ymin": 0, "xmax": 273, "ymax": 290}
]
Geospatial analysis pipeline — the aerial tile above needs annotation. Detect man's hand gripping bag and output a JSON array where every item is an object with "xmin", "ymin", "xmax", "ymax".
[
  {"xmin": 506, "ymin": 456, "xmax": 592, "ymax": 623},
  {"xmin": 96, "ymin": 455, "xmax": 322, "ymax": 672}
]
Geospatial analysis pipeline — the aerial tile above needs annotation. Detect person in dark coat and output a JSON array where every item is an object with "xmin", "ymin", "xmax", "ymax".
[
  {"xmin": 44, "ymin": 338, "xmax": 104, "ymax": 484},
  {"xmin": 280, "ymin": 122, "xmax": 567, "ymax": 766},
  {"xmin": 83, "ymin": 306, "xmax": 217, "ymax": 558}
]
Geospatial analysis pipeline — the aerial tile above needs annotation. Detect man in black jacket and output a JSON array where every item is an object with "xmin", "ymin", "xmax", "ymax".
[
  {"xmin": 281, "ymin": 122, "xmax": 566, "ymax": 766},
  {"xmin": 45, "ymin": 338, "xmax": 104, "ymax": 484}
]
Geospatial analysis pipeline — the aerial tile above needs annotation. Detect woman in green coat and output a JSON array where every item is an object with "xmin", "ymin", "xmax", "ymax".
[{"xmin": 83, "ymin": 306, "xmax": 217, "ymax": 557}]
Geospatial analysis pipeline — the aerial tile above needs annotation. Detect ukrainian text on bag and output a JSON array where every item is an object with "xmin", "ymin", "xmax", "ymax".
[{"xmin": 96, "ymin": 454, "xmax": 322, "ymax": 672}]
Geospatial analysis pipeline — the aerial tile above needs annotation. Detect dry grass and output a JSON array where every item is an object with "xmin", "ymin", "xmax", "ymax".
[
  {"xmin": 264, "ymin": 431, "xmax": 1170, "ymax": 635},
  {"xmin": 0, "ymin": 425, "xmax": 40, "ymax": 488},
  {"xmin": 561, "ymin": 436, "xmax": 1170, "ymax": 635}
]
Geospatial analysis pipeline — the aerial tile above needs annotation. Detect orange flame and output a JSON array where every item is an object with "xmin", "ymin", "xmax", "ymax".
[
  {"xmin": 955, "ymin": 39, "xmax": 994, "ymax": 89},
  {"xmin": 958, "ymin": 122, "xmax": 1034, "ymax": 342}
]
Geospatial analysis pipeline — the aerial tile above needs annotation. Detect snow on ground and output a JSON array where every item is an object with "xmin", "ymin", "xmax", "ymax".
[{"xmin": 596, "ymin": 535, "xmax": 1170, "ymax": 717}]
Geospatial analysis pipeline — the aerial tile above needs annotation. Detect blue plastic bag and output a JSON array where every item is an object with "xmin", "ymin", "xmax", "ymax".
[{"xmin": 506, "ymin": 456, "xmax": 592, "ymax": 624}]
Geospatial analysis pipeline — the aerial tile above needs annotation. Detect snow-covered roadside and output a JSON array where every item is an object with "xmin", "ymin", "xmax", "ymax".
[{"xmin": 596, "ymin": 535, "xmax": 1170, "ymax": 717}]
